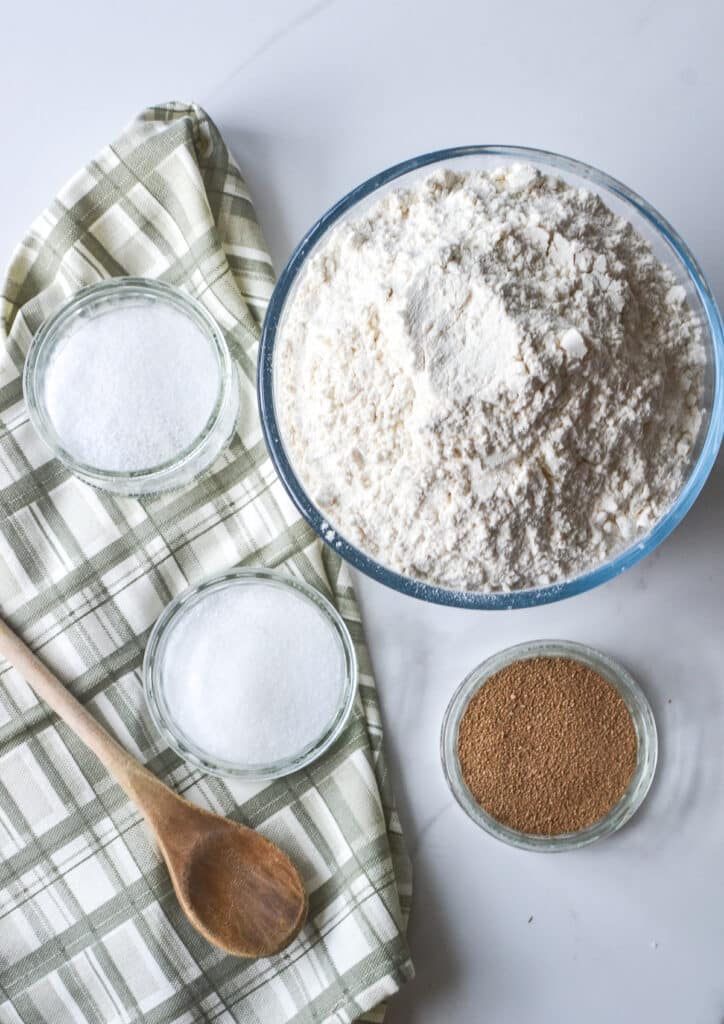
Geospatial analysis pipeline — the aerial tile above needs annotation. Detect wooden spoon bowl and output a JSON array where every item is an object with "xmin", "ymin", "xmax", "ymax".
[{"xmin": 183, "ymin": 820, "xmax": 307, "ymax": 956}]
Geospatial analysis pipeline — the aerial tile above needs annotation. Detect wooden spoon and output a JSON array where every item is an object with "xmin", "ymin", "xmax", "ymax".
[{"xmin": 0, "ymin": 616, "xmax": 307, "ymax": 958}]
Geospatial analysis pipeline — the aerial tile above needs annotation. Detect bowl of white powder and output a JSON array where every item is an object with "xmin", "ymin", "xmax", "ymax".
[
  {"xmin": 24, "ymin": 278, "xmax": 240, "ymax": 496},
  {"xmin": 143, "ymin": 568, "xmax": 357, "ymax": 779},
  {"xmin": 259, "ymin": 147, "xmax": 724, "ymax": 608}
]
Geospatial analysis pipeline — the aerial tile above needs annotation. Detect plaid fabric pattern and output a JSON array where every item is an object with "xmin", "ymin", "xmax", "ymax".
[{"xmin": 0, "ymin": 103, "xmax": 413, "ymax": 1024}]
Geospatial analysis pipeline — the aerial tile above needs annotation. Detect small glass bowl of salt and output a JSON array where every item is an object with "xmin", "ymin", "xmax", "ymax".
[
  {"xmin": 23, "ymin": 278, "xmax": 239, "ymax": 496},
  {"xmin": 143, "ymin": 568, "xmax": 358, "ymax": 780}
]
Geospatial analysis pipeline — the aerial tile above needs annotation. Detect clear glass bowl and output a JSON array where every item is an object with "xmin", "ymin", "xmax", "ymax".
[
  {"xmin": 258, "ymin": 146, "xmax": 724, "ymax": 609},
  {"xmin": 440, "ymin": 639, "xmax": 658, "ymax": 851},
  {"xmin": 24, "ymin": 278, "xmax": 240, "ymax": 496},
  {"xmin": 143, "ymin": 567, "xmax": 358, "ymax": 780}
]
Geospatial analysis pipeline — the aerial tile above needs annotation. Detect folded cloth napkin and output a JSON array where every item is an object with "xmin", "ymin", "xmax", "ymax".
[{"xmin": 0, "ymin": 102, "xmax": 413, "ymax": 1024}]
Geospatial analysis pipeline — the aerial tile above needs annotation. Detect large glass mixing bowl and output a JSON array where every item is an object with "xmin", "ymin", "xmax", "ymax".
[{"xmin": 258, "ymin": 147, "xmax": 724, "ymax": 609}]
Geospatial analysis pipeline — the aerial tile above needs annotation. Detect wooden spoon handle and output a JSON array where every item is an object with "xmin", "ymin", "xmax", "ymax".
[{"xmin": 0, "ymin": 615, "xmax": 145, "ymax": 788}]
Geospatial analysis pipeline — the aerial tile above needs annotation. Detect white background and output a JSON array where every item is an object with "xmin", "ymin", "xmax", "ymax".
[{"xmin": 3, "ymin": 1, "xmax": 724, "ymax": 1021}]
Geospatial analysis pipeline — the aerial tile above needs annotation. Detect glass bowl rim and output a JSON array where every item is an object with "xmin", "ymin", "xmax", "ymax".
[
  {"xmin": 23, "ymin": 277, "xmax": 236, "ymax": 487},
  {"xmin": 258, "ymin": 144, "xmax": 724, "ymax": 610},
  {"xmin": 143, "ymin": 566, "xmax": 359, "ymax": 780},
  {"xmin": 440, "ymin": 638, "xmax": 658, "ymax": 851}
]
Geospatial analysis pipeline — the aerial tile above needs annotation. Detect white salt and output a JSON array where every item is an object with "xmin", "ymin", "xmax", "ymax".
[
  {"xmin": 161, "ymin": 582, "xmax": 346, "ymax": 766},
  {"xmin": 44, "ymin": 301, "xmax": 220, "ymax": 471}
]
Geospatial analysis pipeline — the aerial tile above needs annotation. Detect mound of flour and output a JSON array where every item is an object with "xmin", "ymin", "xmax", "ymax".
[{"xmin": 277, "ymin": 165, "xmax": 704, "ymax": 591}]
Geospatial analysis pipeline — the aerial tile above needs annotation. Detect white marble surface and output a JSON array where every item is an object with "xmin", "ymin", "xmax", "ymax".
[{"xmin": 3, "ymin": 1, "xmax": 724, "ymax": 1020}]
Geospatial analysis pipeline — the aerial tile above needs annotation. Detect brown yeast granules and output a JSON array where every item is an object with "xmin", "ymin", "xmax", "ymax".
[{"xmin": 457, "ymin": 656, "xmax": 637, "ymax": 835}]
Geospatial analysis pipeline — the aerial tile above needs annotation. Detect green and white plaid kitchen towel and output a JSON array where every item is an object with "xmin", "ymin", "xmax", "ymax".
[{"xmin": 0, "ymin": 102, "xmax": 413, "ymax": 1024}]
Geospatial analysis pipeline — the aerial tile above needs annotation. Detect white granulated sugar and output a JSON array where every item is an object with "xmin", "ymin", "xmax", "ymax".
[
  {"xmin": 162, "ymin": 584, "xmax": 345, "ymax": 765},
  {"xmin": 277, "ymin": 166, "xmax": 705, "ymax": 591},
  {"xmin": 44, "ymin": 301, "xmax": 220, "ymax": 471}
]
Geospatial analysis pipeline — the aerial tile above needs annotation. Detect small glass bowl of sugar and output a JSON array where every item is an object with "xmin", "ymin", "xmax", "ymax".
[
  {"xmin": 23, "ymin": 278, "xmax": 239, "ymax": 496},
  {"xmin": 143, "ymin": 568, "xmax": 358, "ymax": 779}
]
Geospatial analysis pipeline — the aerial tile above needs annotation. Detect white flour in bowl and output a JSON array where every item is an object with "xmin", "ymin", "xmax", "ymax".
[{"xmin": 277, "ymin": 166, "xmax": 705, "ymax": 592}]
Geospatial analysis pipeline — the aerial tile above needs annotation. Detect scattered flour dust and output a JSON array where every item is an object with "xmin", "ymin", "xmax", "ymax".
[{"xmin": 277, "ymin": 165, "xmax": 705, "ymax": 592}]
